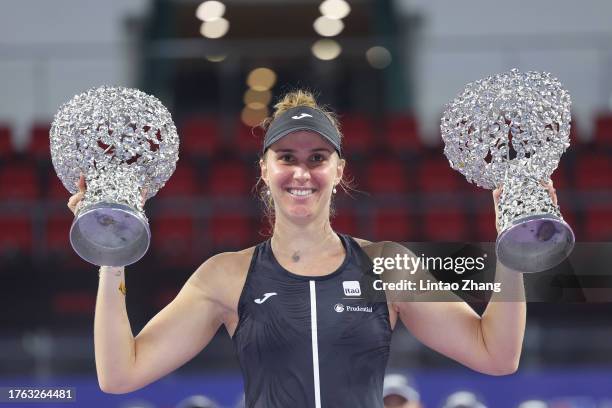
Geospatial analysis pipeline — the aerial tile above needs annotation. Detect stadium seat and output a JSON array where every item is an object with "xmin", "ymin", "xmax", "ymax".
[
  {"xmin": 0, "ymin": 162, "xmax": 39, "ymax": 200},
  {"xmin": 208, "ymin": 159, "xmax": 253, "ymax": 196},
  {"xmin": 0, "ymin": 215, "xmax": 32, "ymax": 255},
  {"xmin": 371, "ymin": 208, "xmax": 416, "ymax": 241},
  {"xmin": 331, "ymin": 210, "xmax": 359, "ymax": 236},
  {"xmin": 418, "ymin": 156, "xmax": 462, "ymax": 192},
  {"xmin": 210, "ymin": 213, "xmax": 254, "ymax": 249},
  {"xmin": 155, "ymin": 164, "xmax": 200, "ymax": 197},
  {"xmin": 47, "ymin": 174, "xmax": 72, "ymax": 199},
  {"xmin": 236, "ymin": 122, "xmax": 263, "ymax": 157},
  {"xmin": 476, "ymin": 209, "xmax": 497, "ymax": 242},
  {"xmin": 594, "ymin": 113, "xmax": 612, "ymax": 146},
  {"xmin": 151, "ymin": 213, "xmax": 197, "ymax": 265},
  {"xmin": 423, "ymin": 210, "xmax": 467, "ymax": 241},
  {"xmin": 339, "ymin": 114, "xmax": 375, "ymax": 157},
  {"xmin": 383, "ymin": 114, "xmax": 422, "ymax": 153},
  {"xmin": 179, "ymin": 116, "xmax": 221, "ymax": 157},
  {"xmin": 27, "ymin": 122, "xmax": 52, "ymax": 160},
  {"xmin": 0, "ymin": 124, "xmax": 13, "ymax": 160},
  {"xmin": 365, "ymin": 159, "xmax": 411, "ymax": 193},
  {"xmin": 575, "ymin": 153, "xmax": 612, "ymax": 190},
  {"xmin": 584, "ymin": 208, "xmax": 612, "ymax": 241},
  {"xmin": 52, "ymin": 290, "xmax": 96, "ymax": 316},
  {"xmin": 45, "ymin": 213, "xmax": 73, "ymax": 255},
  {"xmin": 551, "ymin": 161, "xmax": 571, "ymax": 190}
]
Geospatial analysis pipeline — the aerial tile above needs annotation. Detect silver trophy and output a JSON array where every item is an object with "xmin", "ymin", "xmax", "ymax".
[
  {"xmin": 50, "ymin": 86, "xmax": 179, "ymax": 266},
  {"xmin": 441, "ymin": 69, "xmax": 574, "ymax": 273}
]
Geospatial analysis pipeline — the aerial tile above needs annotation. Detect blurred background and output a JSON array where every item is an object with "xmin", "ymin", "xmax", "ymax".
[{"xmin": 2, "ymin": 0, "xmax": 612, "ymax": 407}]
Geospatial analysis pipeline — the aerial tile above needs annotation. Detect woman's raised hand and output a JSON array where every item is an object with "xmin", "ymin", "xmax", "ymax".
[{"xmin": 67, "ymin": 174, "xmax": 87, "ymax": 216}]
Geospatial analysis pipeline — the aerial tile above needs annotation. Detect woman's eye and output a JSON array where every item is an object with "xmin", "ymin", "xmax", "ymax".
[
  {"xmin": 311, "ymin": 154, "xmax": 325, "ymax": 162},
  {"xmin": 280, "ymin": 155, "xmax": 294, "ymax": 162}
]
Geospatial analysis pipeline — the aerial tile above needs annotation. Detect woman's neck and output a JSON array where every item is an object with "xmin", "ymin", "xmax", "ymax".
[{"xmin": 270, "ymin": 215, "xmax": 341, "ymax": 263}]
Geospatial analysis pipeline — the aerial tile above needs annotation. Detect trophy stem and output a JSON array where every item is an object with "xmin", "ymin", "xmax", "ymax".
[
  {"xmin": 496, "ymin": 214, "xmax": 575, "ymax": 273},
  {"xmin": 70, "ymin": 202, "xmax": 151, "ymax": 267}
]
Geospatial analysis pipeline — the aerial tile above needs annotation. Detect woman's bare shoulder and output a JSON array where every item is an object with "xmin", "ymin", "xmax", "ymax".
[
  {"xmin": 190, "ymin": 245, "xmax": 257, "ymax": 291},
  {"xmin": 350, "ymin": 237, "xmax": 385, "ymax": 259}
]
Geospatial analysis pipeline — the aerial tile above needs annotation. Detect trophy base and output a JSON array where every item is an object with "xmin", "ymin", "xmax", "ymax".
[
  {"xmin": 496, "ymin": 214, "xmax": 575, "ymax": 273},
  {"xmin": 70, "ymin": 202, "xmax": 150, "ymax": 267}
]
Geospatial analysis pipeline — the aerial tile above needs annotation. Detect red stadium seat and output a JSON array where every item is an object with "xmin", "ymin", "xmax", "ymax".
[
  {"xmin": 551, "ymin": 161, "xmax": 571, "ymax": 190},
  {"xmin": 0, "ymin": 215, "xmax": 32, "ymax": 255},
  {"xmin": 476, "ymin": 209, "xmax": 497, "ymax": 242},
  {"xmin": 210, "ymin": 213, "xmax": 254, "ymax": 249},
  {"xmin": 52, "ymin": 290, "xmax": 96, "ymax": 316},
  {"xmin": 584, "ymin": 208, "xmax": 612, "ymax": 241},
  {"xmin": 0, "ymin": 124, "xmax": 13, "ymax": 159},
  {"xmin": 208, "ymin": 159, "xmax": 253, "ymax": 196},
  {"xmin": 155, "ymin": 164, "xmax": 199, "ymax": 197},
  {"xmin": 45, "ymin": 213, "xmax": 73, "ymax": 254},
  {"xmin": 27, "ymin": 122, "xmax": 51, "ymax": 160},
  {"xmin": 594, "ymin": 113, "xmax": 612, "ymax": 146},
  {"xmin": 365, "ymin": 159, "xmax": 410, "ymax": 193},
  {"xmin": 339, "ymin": 114, "xmax": 375, "ymax": 157},
  {"xmin": 0, "ymin": 162, "xmax": 39, "ymax": 200},
  {"xmin": 423, "ymin": 210, "xmax": 467, "ymax": 241},
  {"xmin": 151, "ymin": 213, "xmax": 196, "ymax": 265},
  {"xmin": 418, "ymin": 157, "xmax": 462, "ymax": 192},
  {"xmin": 383, "ymin": 114, "xmax": 422, "ymax": 152},
  {"xmin": 371, "ymin": 208, "xmax": 416, "ymax": 241},
  {"xmin": 47, "ymin": 175, "xmax": 72, "ymax": 199},
  {"xmin": 180, "ymin": 116, "xmax": 221, "ymax": 157},
  {"xmin": 331, "ymin": 210, "xmax": 359, "ymax": 236},
  {"xmin": 575, "ymin": 153, "xmax": 612, "ymax": 190},
  {"xmin": 236, "ymin": 122, "xmax": 263, "ymax": 157}
]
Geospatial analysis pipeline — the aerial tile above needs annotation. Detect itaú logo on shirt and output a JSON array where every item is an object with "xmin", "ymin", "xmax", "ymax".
[
  {"xmin": 342, "ymin": 281, "xmax": 361, "ymax": 296},
  {"xmin": 334, "ymin": 303, "xmax": 372, "ymax": 313}
]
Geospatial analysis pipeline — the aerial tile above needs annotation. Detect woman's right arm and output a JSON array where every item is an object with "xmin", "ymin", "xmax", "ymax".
[
  {"xmin": 95, "ymin": 254, "xmax": 228, "ymax": 394},
  {"xmin": 68, "ymin": 176, "xmax": 229, "ymax": 393}
]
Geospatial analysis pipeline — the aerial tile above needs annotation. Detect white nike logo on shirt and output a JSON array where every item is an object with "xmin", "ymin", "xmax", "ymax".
[{"xmin": 254, "ymin": 292, "xmax": 278, "ymax": 304}]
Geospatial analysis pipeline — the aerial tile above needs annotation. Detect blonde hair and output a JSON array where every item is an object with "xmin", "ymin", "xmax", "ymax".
[
  {"xmin": 260, "ymin": 89, "xmax": 342, "ymax": 137},
  {"xmin": 255, "ymin": 89, "xmax": 353, "ymax": 236}
]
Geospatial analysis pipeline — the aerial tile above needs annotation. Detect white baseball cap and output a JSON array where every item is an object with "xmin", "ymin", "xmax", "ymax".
[{"xmin": 383, "ymin": 374, "xmax": 421, "ymax": 402}]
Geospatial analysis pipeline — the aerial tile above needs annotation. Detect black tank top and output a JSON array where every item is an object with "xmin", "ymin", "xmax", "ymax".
[{"xmin": 232, "ymin": 233, "xmax": 392, "ymax": 408}]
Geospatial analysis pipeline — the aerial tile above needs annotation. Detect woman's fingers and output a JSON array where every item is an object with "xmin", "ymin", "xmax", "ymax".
[
  {"xmin": 540, "ymin": 179, "xmax": 558, "ymax": 206},
  {"xmin": 77, "ymin": 174, "xmax": 87, "ymax": 193},
  {"xmin": 67, "ymin": 191, "xmax": 84, "ymax": 215}
]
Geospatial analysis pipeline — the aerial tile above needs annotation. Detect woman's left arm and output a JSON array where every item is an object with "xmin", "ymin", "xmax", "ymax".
[{"xmin": 389, "ymin": 181, "xmax": 556, "ymax": 375}]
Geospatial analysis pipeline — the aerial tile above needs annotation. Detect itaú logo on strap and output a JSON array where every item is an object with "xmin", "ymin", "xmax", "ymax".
[{"xmin": 343, "ymin": 281, "xmax": 361, "ymax": 296}]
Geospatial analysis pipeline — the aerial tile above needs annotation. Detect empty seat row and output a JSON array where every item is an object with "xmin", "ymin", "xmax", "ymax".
[
  {"xmin": 1, "ymin": 208, "xmax": 611, "ymax": 262},
  {"xmin": 4, "ymin": 112, "xmax": 612, "ymax": 161},
  {"xmin": 2, "ymin": 152, "xmax": 612, "ymax": 200}
]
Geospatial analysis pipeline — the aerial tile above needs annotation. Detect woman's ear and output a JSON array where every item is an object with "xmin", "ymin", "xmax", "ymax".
[
  {"xmin": 259, "ymin": 157, "xmax": 268, "ymax": 186},
  {"xmin": 335, "ymin": 158, "xmax": 346, "ymax": 185}
]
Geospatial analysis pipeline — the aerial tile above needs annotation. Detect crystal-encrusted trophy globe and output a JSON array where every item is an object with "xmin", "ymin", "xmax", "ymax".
[
  {"xmin": 50, "ymin": 86, "xmax": 180, "ymax": 267},
  {"xmin": 441, "ymin": 69, "xmax": 574, "ymax": 273}
]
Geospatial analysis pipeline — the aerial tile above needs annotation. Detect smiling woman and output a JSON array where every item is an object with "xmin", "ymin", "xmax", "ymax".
[
  {"xmin": 86, "ymin": 88, "xmax": 529, "ymax": 408},
  {"xmin": 255, "ymin": 90, "xmax": 350, "ymax": 229}
]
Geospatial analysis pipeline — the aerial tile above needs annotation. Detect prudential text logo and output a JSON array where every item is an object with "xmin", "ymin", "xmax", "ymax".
[{"xmin": 333, "ymin": 303, "xmax": 372, "ymax": 313}]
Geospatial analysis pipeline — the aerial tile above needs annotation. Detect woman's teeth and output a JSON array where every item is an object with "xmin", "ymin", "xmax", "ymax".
[{"xmin": 288, "ymin": 189, "xmax": 314, "ymax": 196}]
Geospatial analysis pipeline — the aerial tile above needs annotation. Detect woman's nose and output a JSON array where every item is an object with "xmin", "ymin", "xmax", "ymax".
[{"xmin": 293, "ymin": 164, "xmax": 311, "ymax": 181}]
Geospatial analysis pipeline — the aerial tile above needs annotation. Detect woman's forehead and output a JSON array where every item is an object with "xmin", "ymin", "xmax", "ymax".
[{"xmin": 269, "ymin": 130, "xmax": 335, "ymax": 151}]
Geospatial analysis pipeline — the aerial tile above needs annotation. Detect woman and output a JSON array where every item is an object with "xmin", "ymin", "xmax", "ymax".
[{"xmin": 68, "ymin": 90, "xmax": 555, "ymax": 407}]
